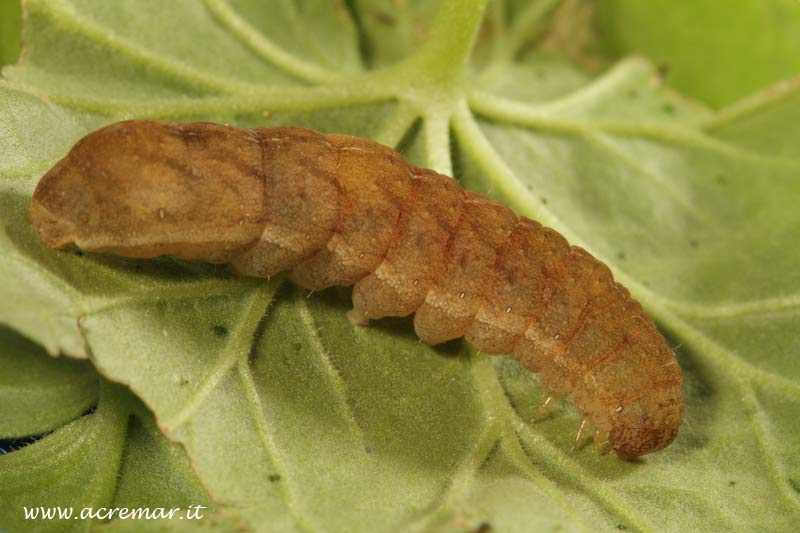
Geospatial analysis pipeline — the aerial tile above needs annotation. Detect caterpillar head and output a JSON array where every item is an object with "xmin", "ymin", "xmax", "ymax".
[
  {"xmin": 28, "ymin": 121, "xmax": 169, "ymax": 253},
  {"xmin": 606, "ymin": 385, "xmax": 684, "ymax": 459},
  {"xmin": 28, "ymin": 153, "xmax": 93, "ymax": 250},
  {"xmin": 29, "ymin": 120, "xmax": 266, "ymax": 262}
]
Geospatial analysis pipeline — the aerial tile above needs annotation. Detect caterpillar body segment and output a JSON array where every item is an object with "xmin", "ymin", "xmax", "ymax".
[
  {"xmin": 413, "ymin": 191, "xmax": 518, "ymax": 345},
  {"xmin": 29, "ymin": 120, "xmax": 684, "ymax": 458}
]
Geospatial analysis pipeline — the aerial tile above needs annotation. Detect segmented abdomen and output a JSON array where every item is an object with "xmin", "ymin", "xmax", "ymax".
[{"xmin": 29, "ymin": 121, "xmax": 684, "ymax": 458}]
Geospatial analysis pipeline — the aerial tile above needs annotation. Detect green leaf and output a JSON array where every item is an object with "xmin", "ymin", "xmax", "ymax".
[
  {"xmin": 0, "ymin": 325, "xmax": 96, "ymax": 437},
  {"xmin": 597, "ymin": 0, "xmax": 800, "ymax": 107},
  {"xmin": 0, "ymin": 364, "xmax": 214, "ymax": 532},
  {"xmin": 1, "ymin": 0, "xmax": 799, "ymax": 531}
]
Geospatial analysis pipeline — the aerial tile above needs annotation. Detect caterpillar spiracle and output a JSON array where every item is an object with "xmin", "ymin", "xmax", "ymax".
[{"xmin": 28, "ymin": 120, "xmax": 684, "ymax": 458}]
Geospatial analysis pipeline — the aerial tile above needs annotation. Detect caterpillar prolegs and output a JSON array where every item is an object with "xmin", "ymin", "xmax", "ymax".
[{"xmin": 29, "ymin": 120, "xmax": 684, "ymax": 458}]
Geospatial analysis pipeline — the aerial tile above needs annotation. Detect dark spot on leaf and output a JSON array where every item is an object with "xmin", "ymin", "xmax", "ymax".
[
  {"xmin": 213, "ymin": 325, "xmax": 228, "ymax": 337},
  {"xmin": 662, "ymin": 103, "xmax": 675, "ymax": 114},
  {"xmin": 370, "ymin": 9, "xmax": 396, "ymax": 26},
  {"xmin": 689, "ymin": 240, "xmax": 699, "ymax": 248},
  {"xmin": 617, "ymin": 251, "xmax": 626, "ymax": 260},
  {"xmin": 729, "ymin": 480, "xmax": 736, "ymax": 486},
  {"xmin": 540, "ymin": 196, "xmax": 548, "ymax": 205},
  {"xmin": 268, "ymin": 474, "xmax": 281, "ymax": 483},
  {"xmin": 473, "ymin": 522, "xmax": 493, "ymax": 533},
  {"xmin": 715, "ymin": 175, "xmax": 726, "ymax": 185},
  {"xmin": 616, "ymin": 525, "xmax": 628, "ymax": 531},
  {"xmin": 293, "ymin": 342, "xmax": 302, "ymax": 352},
  {"xmin": 658, "ymin": 63, "xmax": 671, "ymax": 78},
  {"xmin": 789, "ymin": 478, "xmax": 800, "ymax": 494}
]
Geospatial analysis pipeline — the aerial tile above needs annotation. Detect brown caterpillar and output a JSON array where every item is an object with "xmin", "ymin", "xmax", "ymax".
[{"xmin": 28, "ymin": 120, "xmax": 684, "ymax": 458}]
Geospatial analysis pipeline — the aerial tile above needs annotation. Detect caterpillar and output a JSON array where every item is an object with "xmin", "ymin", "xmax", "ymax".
[{"xmin": 28, "ymin": 120, "xmax": 684, "ymax": 458}]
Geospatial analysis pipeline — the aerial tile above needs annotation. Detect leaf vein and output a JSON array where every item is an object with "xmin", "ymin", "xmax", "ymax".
[
  {"xmin": 203, "ymin": 0, "xmax": 343, "ymax": 85},
  {"xmin": 296, "ymin": 298, "xmax": 366, "ymax": 451},
  {"xmin": 586, "ymin": 132, "xmax": 715, "ymax": 225},
  {"xmin": 165, "ymin": 283, "xmax": 276, "ymax": 432},
  {"xmin": 235, "ymin": 360, "xmax": 313, "ymax": 532},
  {"xmin": 33, "ymin": 0, "xmax": 261, "ymax": 95}
]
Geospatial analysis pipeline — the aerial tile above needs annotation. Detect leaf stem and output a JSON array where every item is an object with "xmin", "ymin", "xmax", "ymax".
[
  {"xmin": 404, "ymin": 0, "xmax": 489, "ymax": 84},
  {"xmin": 423, "ymin": 109, "xmax": 453, "ymax": 175},
  {"xmin": 372, "ymin": 102, "xmax": 419, "ymax": 148}
]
